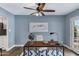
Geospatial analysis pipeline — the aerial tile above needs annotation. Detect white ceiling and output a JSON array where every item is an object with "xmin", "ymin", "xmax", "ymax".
[{"xmin": 0, "ymin": 3, "xmax": 79, "ymax": 15}]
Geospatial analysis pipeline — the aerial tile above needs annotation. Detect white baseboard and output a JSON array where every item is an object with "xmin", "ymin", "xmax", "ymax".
[
  {"xmin": 63, "ymin": 44, "xmax": 70, "ymax": 49},
  {"xmin": 15, "ymin": 44, "xmax": 24, "ymax": 47},
  {"xmin": 63, "ymin": 44, "xmax": 79, "ymax": 54},
  {"xmin": 6, "ymin": 44, "xmax": 24, "ymax": 51},
  {"xmin": 6, "ymin": 45, "xmax": 15, "ymax": 51}
]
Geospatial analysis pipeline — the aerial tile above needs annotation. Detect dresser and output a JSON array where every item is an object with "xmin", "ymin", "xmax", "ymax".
[{"xmin": 0, "ymin": 36, "xmax": 8, "ymax": 50}]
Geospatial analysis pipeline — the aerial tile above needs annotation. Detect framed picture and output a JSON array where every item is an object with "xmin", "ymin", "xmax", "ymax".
[{"xmin": 29, "ymin": 22, "xmax": 48, "ymax": 32}]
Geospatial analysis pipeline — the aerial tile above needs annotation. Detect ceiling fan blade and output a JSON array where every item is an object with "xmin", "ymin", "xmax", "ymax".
[
  {"xmin": 43, "ymin": 10, "xmax": 55, "ymax": 12},
  {"xmin": 36, "ymin": 3, "xmax": 40, "ymax": 6},
  {"xmin": 40, "ymin": 11, "xmax": 45, "ymax": 16},
  {"xmin": 40, "ymin": 3, "xmax": 45, "ymax": 9},
  {"xmin": 36, "ymin": 3, "xmax": 45, "ymax": 11},
  {"xmin": 30, "ymin": 12, "xmax": 38, "ymax": 15},
  {"xmin": 24, "ymin": 7, "xmax": 36, "ymax": 10}
]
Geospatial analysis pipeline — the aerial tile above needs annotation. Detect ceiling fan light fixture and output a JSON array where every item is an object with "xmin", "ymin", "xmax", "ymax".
[
  {"xmin": 31, "ymin": 12, "xmax": 42, "ymax": 16},
  {"xmin": 38, "ymin": 12, "xmax": 42, "ymax": 16},
  {"xmin": 36, "ymin": 13, "xmax": 43, "ymax": 16},
  {"xmin": 36, "ymin": 13, "xmax": 39, "ymax": 16}
]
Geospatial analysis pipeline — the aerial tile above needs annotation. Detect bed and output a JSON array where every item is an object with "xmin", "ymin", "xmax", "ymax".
[{"xmin": 23, "ymin": 41, "xmax": 64, "ymax": 56}]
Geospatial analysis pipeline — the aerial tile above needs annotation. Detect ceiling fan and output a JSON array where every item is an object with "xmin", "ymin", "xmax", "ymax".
[{"xmin": 24, "ymin": 3, "xmax": 55, "ymax": 16}]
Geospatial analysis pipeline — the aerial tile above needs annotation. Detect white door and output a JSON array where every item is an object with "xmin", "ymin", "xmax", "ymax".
[
  {"xmin": 0, "ymin": 16, "xmax": 8, "ymax": 50},
  {"xmin": 70, "ymin": 16, "xmax": 79, "ymax": 53}
]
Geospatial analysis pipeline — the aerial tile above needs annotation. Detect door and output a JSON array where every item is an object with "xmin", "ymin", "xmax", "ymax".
[
  {"xmin": 73, "ymin": 18, "xmax": 79, "ymax": 49},
  {"xmin": 0, "ymin": 16, "xmax": 8, "ymax": 50},
  {"xmin": 70, "ymin": 16, "xmax": 79, "ymax": 52}
]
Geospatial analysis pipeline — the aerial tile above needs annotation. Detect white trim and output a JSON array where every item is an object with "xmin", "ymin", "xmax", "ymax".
[
  {"xmin": 6, "ymin": 17, "xmax": 8, "ymax": 50},
  {"xmin": 15, "ymin": 44, "xmax": 24, "ymax": 47},
  {"xmin": 6, "ymin": 44, "xmax": 24, "ymax": 51},
  {"xmin": 70, "ymin": 17, "xmax": 74, "ymax": 47},
  {"xmin": 6, "ymin": 45, "xmax": 15, "ymax": 51},
  {"xmin": 63, "ymin": 44, "xmax": 79, "ymax": 54},
  {"xmin": 70, "ymin": 16, "xmax": 79, "ymax": 48},
  {"xmin": 63, "ymin": 44, "xmax": 70, "ymax": 49},
  {"xmin": 0, "ymin": 16, "xmax": 8, "ymax": 51}
]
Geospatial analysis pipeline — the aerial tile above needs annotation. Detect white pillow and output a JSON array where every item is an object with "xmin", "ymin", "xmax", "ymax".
[{"xmin": 36, "ymin": 35, "xmax": 43, "ymax": 41}]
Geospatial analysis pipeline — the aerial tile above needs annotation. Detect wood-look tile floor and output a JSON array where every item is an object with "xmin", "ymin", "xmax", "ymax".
[{"xmin": 0, "ymin": 47, "xmax": 78, "ymax": 56}]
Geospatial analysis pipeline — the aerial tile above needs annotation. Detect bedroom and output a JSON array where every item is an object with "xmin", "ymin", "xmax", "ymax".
[{"xmin": 0, "ymin": 3, "xmax": 79, "ymax": 56}]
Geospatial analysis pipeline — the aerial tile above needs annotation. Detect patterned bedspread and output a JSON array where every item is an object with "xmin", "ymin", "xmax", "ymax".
[{"xmin": 24, "ymin": 47, "xmax": 63, "ymax": 56}]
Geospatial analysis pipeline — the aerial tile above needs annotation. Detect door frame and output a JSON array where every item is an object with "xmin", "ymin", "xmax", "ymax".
[
  {"xmin": 70, "ymin": 16, "xmax": 79, "ymax": 48},
  {"xmin": 0, "ymin": 16, "xmax": 8, "ymax": 50}
]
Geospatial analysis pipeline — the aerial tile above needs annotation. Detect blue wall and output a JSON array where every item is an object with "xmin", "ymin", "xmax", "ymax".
[
  {"xmin": 0, "ymin": 5, "xmax": 79, "ymax": 47},
  {"xmin": 65, "ymin": 8, "xmax": 79, "ymax": 46},
  {"xmin": 15, "ymin": 15, "xmax": 65, "ymax": 45},
  {"xmin": 0, "ymin": 7, "xmax": 15, "ymax": 48}
]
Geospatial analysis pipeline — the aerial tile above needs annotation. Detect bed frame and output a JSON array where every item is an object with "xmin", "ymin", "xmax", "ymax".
[{"xmin": 23, "ymin": 41, "xmax": 64, "ymax": 56}]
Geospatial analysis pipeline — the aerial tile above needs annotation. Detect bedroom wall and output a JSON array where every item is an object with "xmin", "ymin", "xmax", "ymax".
[
  {"xmin": 0, "ymin": 7, "xmax": 15, "ymax": 48},
  {"xmin": 15, "ymin": 15, "xmax": 66, "ymax": 45},
  {"xmin": 0, "ymin": 4, "xmax": 79, "ymax": 49},
  {"xmin": 65, "ymin": 8, "xmax": 79, "ymax": 46},
  {"xmin": 0, "ymin": 6, "xmax": 78, "ymax": 47}
]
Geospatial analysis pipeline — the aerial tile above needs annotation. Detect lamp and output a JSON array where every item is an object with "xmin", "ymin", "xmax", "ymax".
[
  {"xmin": 49, "ymin": 32, "xmax": 63, "ymax": 45},
  {"xmin": 28, "ymin": 33, "xmax": 35, "ymax": 41}
]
